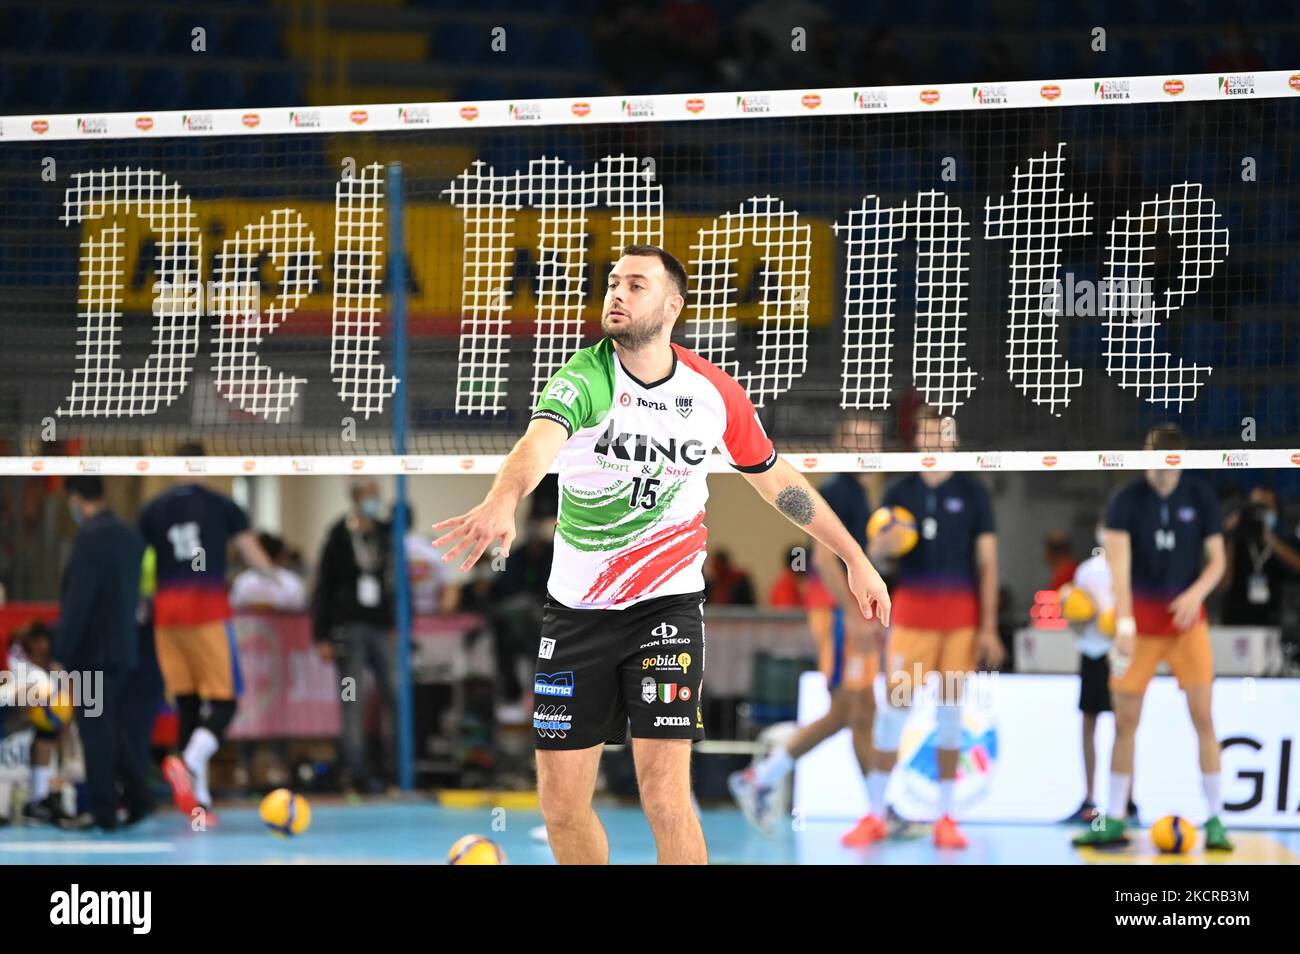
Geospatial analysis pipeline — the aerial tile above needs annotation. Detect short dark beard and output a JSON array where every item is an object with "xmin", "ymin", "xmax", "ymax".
[
  {"xmin": 776, "ymin": 486, "xmax": 815, "ymax": 526},
  {"xmin": 603, "ymin": 306, "xmax": 667, "ymax": 351}
]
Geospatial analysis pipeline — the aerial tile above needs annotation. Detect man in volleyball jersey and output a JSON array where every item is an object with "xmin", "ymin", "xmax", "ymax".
[
  {"xmin": 1074, "ymin": 425, "xmax": 1232, "ymax": 850},
  {"xmin": 138, "ymin": 446, "xmax": 274, "ymax": 817},
  {"xmin": 434, "ymin": 245, "xmax": 891, "ymax": 864},
  {"xmin": 729, "ymin": 412, "xmax": 890, "ymax": 842},
  {"xmin": 869, "ymin": 407, "xmax": 1003, "ymax": 849}
]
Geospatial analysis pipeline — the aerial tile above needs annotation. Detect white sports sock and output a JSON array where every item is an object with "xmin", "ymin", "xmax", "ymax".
[
  {"xmin": 31, "ymin": 765, "xmax": 52, "ymax": 801},
  {"xmin": 1202, "ymin": 773, "xmax": 1222, "ymax": 816},
  {"xmin": 866, "ymin": 770, "xmax": 889, "ymax": 816},
  {"xmin": 183, "ymin": 726, "xmax": 219, "ymax": 772},
  {"xmin": 939, "ymin": 779, "xmax": 956, "ymax": 816},
  {"xmin": 753, "ymin": 748, "xmax": 794, "ymax": 789},
  {"xmin": 1108, "ymin": 773, "xmax": 1131, "ymax": 819},
  {"xmin": 60, "ymin": 785, "xmax": 76, "ymax": 817}
]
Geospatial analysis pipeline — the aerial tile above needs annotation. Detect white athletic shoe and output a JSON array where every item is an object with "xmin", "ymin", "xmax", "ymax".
[{"xmin": 728, "ymin": 767, "xmax": 776, "ymax": 836}]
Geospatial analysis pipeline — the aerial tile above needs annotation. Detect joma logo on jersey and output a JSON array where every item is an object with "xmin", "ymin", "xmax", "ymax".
[
  {"xmin": 595, "ymin": 421, "xmax": 707, "ymax": 465},
  {"xmin": 637, "ymin": 396, "xmax": 667, "ymax": 411}
]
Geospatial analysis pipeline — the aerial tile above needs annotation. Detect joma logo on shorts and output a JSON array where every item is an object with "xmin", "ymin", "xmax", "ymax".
[{"xmin": 653, "ymin": 715, "xmax": 690, "ymax": 727}]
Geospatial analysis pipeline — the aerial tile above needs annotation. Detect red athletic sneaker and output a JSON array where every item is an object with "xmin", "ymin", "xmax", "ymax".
[
  {"xmin": 933, "ymin": 814, "xmax": 968, "ymax": 849},
  {"xmin": 162, "ymin": 755, "xmax": 198, "ymax": 815},
  {"xmin": 841, "ymin": 814, "xmax": 888, "ymax": 847}
]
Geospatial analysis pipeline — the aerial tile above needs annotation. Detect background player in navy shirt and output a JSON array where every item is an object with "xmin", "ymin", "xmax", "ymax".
[
  {"xmin": 869, "ymin": 406, "xmax": 1002, "ymax": 849},
  {"xmin": 1075, "ymin": 424, "xmax": 1232, "ymax": 850}
]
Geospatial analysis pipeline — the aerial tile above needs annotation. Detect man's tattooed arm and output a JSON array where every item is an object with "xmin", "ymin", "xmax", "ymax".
[{"xmin": 775, "ymin": 485, "xmax": 816, "ymax": 526}]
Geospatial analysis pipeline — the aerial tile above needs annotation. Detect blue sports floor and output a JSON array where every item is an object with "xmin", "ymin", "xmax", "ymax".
[{"xmin": 2, "ymin": 800, "xmax": 1298, "ymax": 864}]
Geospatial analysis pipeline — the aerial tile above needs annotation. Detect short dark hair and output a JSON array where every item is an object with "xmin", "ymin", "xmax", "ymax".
[
  {"xmin": 1144, "ymin": 423, "xmax": 1186, "ymax": 451},
  {"xmin": 620, "ymin": 244, "xmax": 688, "ymax": 300},
  {"xmin": 64, "ymin": 475, "xmax": 104, "ymax": 500},
  {"xmin": 257, "ymin": 532, "xmax": 285, "ymax": 563},
  {"xmin": 176, "ymin": 440, "xmax": 206, "ymax": 457}
]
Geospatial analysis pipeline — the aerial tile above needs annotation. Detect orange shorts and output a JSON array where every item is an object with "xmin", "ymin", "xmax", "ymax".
[
  {"xmin": 155, "ymin": 620, "xmax": 242, "ymax": 700},
  {"xmin": 809, "ymin": 607, "xmax": 879, "ymax": 691},
  {"xmin": 885, "ymin": 625, "xmax": 977, "ymax": 701},
  {"xmin": 1111, "ymin": 622, "xmax": 1213, "ymax": 695}
]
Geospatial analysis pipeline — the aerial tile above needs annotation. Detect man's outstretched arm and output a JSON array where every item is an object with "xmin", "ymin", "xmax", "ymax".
[
  {"xmin": 743, "ymin": 457, "xmax": 890, "ymax": 625},
  {"xmin": 433, "ymin": 418, "xmax": 569, "ymax": 572}
]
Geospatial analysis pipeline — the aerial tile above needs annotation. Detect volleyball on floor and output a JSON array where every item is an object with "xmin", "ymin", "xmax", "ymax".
[
  {"xmin": 448, "ymin": 835, "xmax": 507, "ymax": 865},
  {"xmin": 1150, "ymin": 815, "xmax": 1197, "ymax": 854},
  {"xmin": 867, "ymin": 506, "xmax": 919, "ymax": 557},
  {"xmin": 259, "ymin": 788, "xmax": 312, "ymax": 837}
]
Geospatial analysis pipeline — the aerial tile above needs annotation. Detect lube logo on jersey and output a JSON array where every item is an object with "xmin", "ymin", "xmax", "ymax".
[
  {"xmin": 675, "ymin": 396, "xmax": 693, "ymax": 418},
  {"xmin": 534, "ymin": 672, "xmax": 574, "ymax": 697},
  {"xmin": 637, "ymin": 396, "xmax": 667, "ymax": 411},
  {"xmin": 641, "ymin": 677, "xmax": 657, "ymax": 703},
  {"xmin": 596, "ymin": 421, "xmax": 707, "ymax": 465}
]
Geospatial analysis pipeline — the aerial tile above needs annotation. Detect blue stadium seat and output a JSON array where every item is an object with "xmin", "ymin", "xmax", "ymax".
[
  {"xmin": 0, "ymin": 8, "xmax": 52, "ymax": 51},
  {"xmin": 190, "ymin": 70, "xmax": 246, "ymax": 110},
  {"xmin": 227, "ymin": 15, "xmax": 282, "ymax": 59},
  {"xmin": 544, "ymin": 29, "xmax": 597, "ymax": 70},
  {"xmin": 50, "ymin": 7, "xmax": 110, "ymax": 53},
  {"xmin": 251, "ymin": 70, "xmax": 299, "ymax": 107},
  {"xmin": 1179, "ymin": 320, "xmax": 1226, "ymax": 368},
  {"xmin": 433, "ymin": 22, "xmax": 487, "ymax": 66},
  {"xmin": 1259, "ymin": 200, "xmax": 1300, "ymax": 244},
  {"xmin": 455, "ymin": 76, "xmax": 509, "ymax": 104},
  {"xmin": 1194, "ymin": 385, "xmax": 1242, "ymax": 438},
  {"xmin": 0, "ymin": 66, "xmax": 17, "ymax": 110},
  {"xmin": 1237, "ymin": 320, "xmax": 1289, "ymax": 368},
  {"xmin": 1183, "ymin": 145, "xmax": 1224, "ymax": 187},
  {"xmin": 111, "ymin": 10, "xmax": 166, "ymax": 55},
  {"xmin": 1258, "ymin": 384, "xmax": 1300, "ymax": 435},
  {"xmin": 500, "ymin": 25, "xmax": 540, "ymax": 67},
  {"xmin": 1036, "ymin": 40, "xmax": 1080, "ymax": 79},
  {"xmin": 74, "ymin": 64, "xmax": 133, "ymax": 114},
  {"xmin": 134, "ymin": 67, "xmax": 187, "ymax": 111},
  {"xmin": 1276, "ymin": 261, "xmax": 1300, "ymax": 304},
  {"xmin": 19, "ymin": 63, "xmax": 72, "ymax": 112},
  {"xmin": 935, "ymin": 41, "xmax": 977, "ymax": 83}
]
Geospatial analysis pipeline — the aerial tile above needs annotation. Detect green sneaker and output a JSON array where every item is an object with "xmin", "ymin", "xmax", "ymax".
[
  {"xmin": 1204, "ymin": 815, "xmax": 1234, "ymax": 852},
  {"xmin": 1072, "ymin": 815, "xmax": 1128, "ymax": 847}
]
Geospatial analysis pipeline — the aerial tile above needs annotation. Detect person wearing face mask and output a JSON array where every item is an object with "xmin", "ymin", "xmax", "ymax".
[
  {"xmin": 1219, "ymin": 486, "xmax": 1300, "ymax": 627},
  {"xmin": 311, "ymin": 477, "xmax": 397, "ymax": 795}
]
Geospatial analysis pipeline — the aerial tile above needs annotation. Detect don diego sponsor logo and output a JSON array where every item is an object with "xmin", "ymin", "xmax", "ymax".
[
  {"xmin": 459, "ymin": 105, "xmax": 478, "ymax": 121},
  {"xmin": 136, "ymin": 460, "xmax": 149, "ymax": 472},
  {"xmin": 1094, "ymin": 80, "xmax": 1131, "ymax": 101},
  {"xmin": 135, "ymin": 116, "xmax": 154, "ymax": 132},
  {"xmin": 1163, "ymin": 78, "xmax": 1185, "ymax": 96},
  {"xmin": 1218, "ymin": 74, "xmax": 1255, "ymax": 96},
  {"xmin": 1041, "ymin": 454, "xmax": 1058, "ymax": 467},
  {"xmin": 853, "ymin": 89, "xmax": 887, "ymax": 110},
  {"xmin": 242, "ymin": 460, "xmax": 256, "ymax": 472},
  {"xmin": 1039, "ymin": 83, "xmax": 1062, "ymax": 101},
  {"xmin": 77, "ymin": 116, "xmax": 108, "ymax": 135},
  {"xmin": 921, "ymin": 455, "xmax": 937, "ymax": 468},
  {"xmin": 684, "ymin": 97, "xmax": 705, "ymax": 114},
  {"xmin": 972, "ymin": 84, "xmax": 1008, "ymax": 105},
  {"xmin": 290, "ymin": 109, "xmax": 321, "ymax": 128},
  {"xmin": 1290, "ymin": 74, "xmax": 1300, "ymax": 92},
  {"xmin": 1098, "ymin": 452, "xmax": 1125, "ymax": 468},
  {"xmin": 622, "ymin": 97, "xmax": 655, "ymax": 118},
  {"xmin": 400, "ymin": 106, "xmax": 432, "ymax": 125},
  {"xmin": 736, "ymin": 94, "xmax": 772, "ymax": 114},
  {"xmin": 802, "ymin": 456, "xmax": 818, "ymax": 469},
  {"xmin": 1165, "ymin": 453, "xmax": 1182, "ymax": 466},
  {"xmin": 350, "ymin": 109, "xmax": 368, "ymax": 125},
  {"xmin": 183, "ymin": 113, "xmax": 214, "ymax": 131},
  {"xmin": 1222, "ymin": 451, "xmax": 1250, "ymax": 468},
  {"xmin": 571, "ymin": 101, "xmax": 591, "ymax": 117},
  {"xmin": 241, "ymin": 113, "xmax": 260, "ymax": 128},
  {"xmin": 509, "ymin": 101, "xmax": 542, "ymax": 121},
  {"xmin": 31, "ymin": 119, "xmax": 49, "ymax": 134},
  {"xmin": 919, "ymin": 88, "xmax": 941, "ymax": 105},
  {"xmin": 801, "ymin": 93, "xmax": 822, "ymax": 109},
  {"xmin": 1291, "ymin": 452, "xmax": 1300, "ymax": 466}
]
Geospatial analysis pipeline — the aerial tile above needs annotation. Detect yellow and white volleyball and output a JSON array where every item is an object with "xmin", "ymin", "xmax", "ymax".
[
  {"xmin": 867, "ymin": 506, "xmax": 919, "ymax": 557},
  {"xmin": 1058, "ymin": 584, "xmax": 1097, "ymax": 624},
  {"xmin": 1150, "ymin": 815, "xmax": 1197, "ymax": 854},
  {"xmin": 259, "ymin": 788, "xmax": 312, "ymax": 837},
  {"xmin": 1098, "ymin": 608, "xmax": 1116, "ymax": 638},
  {"xmin": 448, "ymin": 834, "xmax": 508, "ymax": 865},
  {"xmin": 27, "ymin": 673, "xmax": 74, "ymax": 733}
]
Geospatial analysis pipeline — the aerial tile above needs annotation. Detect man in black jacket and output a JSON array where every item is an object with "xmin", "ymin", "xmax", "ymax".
[
  {"xmin": 55, "ymin": 476, "xmax": 148, "ymax": 831},
  {"xmin": 312, "ymin": 478, "xmax": 396, "ymax": 794}
]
